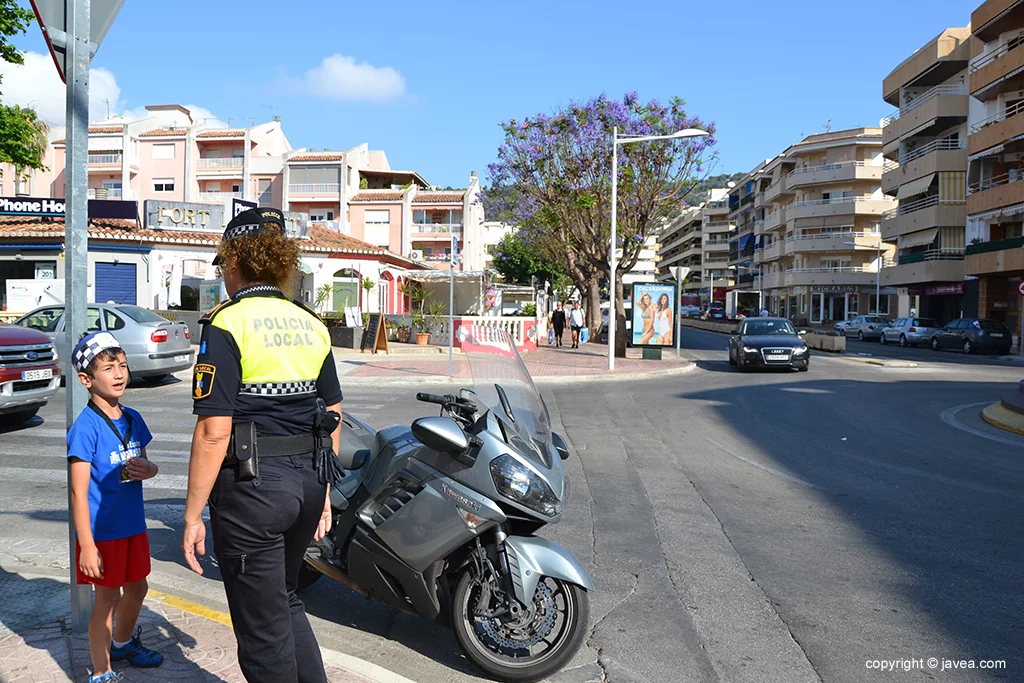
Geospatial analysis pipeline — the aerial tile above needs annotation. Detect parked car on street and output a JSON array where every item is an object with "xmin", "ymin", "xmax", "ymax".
[
  {"xmin": 704, "ymin": 303, "xmax": 727, "ymax": 320},
  {"xmin": 728, "ymin": 317, "xmax": 810, "ymax": 372},
  {"xmin": 930, "ymin": 318, "xmax": 1013, "ymax": 355},
  {"xmin": 840, "ymin": 315, "xmax": 890, "ymax": 341},
  {"xmin": 0, "ymin": 323, "xmax": 61, "ymax": 424},
  {"xmin": 880, "ymin": 317, "xmax": 940, "ymax": 347},
  {"xmin": 14, "ymin": 304, "xmax": 194, "ymax": 380}
]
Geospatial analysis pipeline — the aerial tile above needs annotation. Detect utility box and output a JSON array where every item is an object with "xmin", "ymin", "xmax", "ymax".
[{"xmin": 642, "ymin": 347, "xmax": 663, "ymax": 361}]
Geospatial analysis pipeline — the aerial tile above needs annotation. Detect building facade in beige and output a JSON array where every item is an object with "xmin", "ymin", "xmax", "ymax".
[
  {"xmin": 656, "ymin": 189, "xmax": 734, "ymax": 304},
  {"xmin": 881, "ymin": 27, "xmax": 972, "ymax": 325},
  {"xmin": 966, "ymin": 0, "xmax": 1024, "ymax": 346},
  {"xmin": 753, "ymin": 129, "xmax": 896, "ymax": 326}
]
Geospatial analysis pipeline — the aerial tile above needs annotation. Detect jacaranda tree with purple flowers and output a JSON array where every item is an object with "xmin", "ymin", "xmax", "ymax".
[{"xmin": 482, "ymin": 92, "xmax": 716, "ymax": 355}]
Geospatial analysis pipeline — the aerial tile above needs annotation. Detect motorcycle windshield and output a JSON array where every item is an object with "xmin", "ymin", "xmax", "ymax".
[{"xmin": 458, "ymin": 323, "xmax": 553, "ymax": 467}]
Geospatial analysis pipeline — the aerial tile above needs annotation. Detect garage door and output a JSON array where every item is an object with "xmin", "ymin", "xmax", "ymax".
[{"xmin": 95, "ymin": 262, "xmax": 137, "ymax": 305}]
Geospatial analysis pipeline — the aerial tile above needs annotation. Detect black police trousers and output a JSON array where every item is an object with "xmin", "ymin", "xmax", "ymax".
[{"xmin": 209, "ymin": 453, "xmax": 328, "ymax": 683}]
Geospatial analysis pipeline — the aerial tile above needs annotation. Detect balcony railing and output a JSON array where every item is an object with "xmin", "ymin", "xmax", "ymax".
[
  {"xmin": 970, "ymin": 39, "xmax": 1023, "ymax": 74},
  {"xmin": 901, "ymin": 137, "xmax": 964, "ymax": 164},
  {"xmin": 88, "ymin": 154, "xmax": 121, "ymax": 165},
  {"xmin": 788, "ymin": 230, "xmax": 878, "ymax": 242},
  {"xmin": 786, "ymin": 160, "xmax": 879, "ymax": 178},
  {"xmin": 899, "ymin": 84, "xmax": 969, "ymax": 116},
  {"xmin": 311, "ymin": 220, "xmax": 347, "ymax": 234},
  {"xmin": 412, "ymin": 223, "xmax": 463, "ymax": 234},
  {"xmin": 198, "ymin": 157, "xmax": 244, "ymax": 169},
  {"xmin": 703, "ymin": 220, "xmax": 734, "ymax": 230},
  {"xmin": 897, "ymin": 249, "xmax": 964, "ymax": 264},
  {"xmin": 969, "ymin": 99, "xmax": 1024, "ymax": 134},
  {"xmin": 198, "ymin": 191, "xmax": 242, "ymax": 202},
  {"xmin": 966, "ymin": 235, "xmax": 1024, "ymax": 255},
  {"xmin": 968, "ymin": 169, "xmax": 1024, "ymax": 195},
  {"xmin": 288, "ymin": 184, "xmax": 341, "ymax": 194},
  {"xmin": 790, "ymin": 196, "xmax": 888, "ymax": 209},
  {"xmin": 87, "ymin": 188, "xmax": 122, "ymax": 198},
  {"xmin": 788, "ymin": 266, "xmax": 873, "ymax": 274}
]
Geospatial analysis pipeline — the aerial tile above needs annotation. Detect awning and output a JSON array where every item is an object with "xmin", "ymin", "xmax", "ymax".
[
  {"xmin": 897, "ymin": 174, "xmax": 935, "ymax": 199},
  {"xmin": 968, "ymin": 202, "xmax": 1024, "ymax": 222},
  {"xmin": 297, "ymin": 262, "xmax": 313, "ymax": 274},
  {"xmin": 404, "ymin": 269, "xmax": 486, "ymax": 283},
  {"xmin": 898, "ymin": 228, "xmax": 938, "ymax": 249},
  {"xmin": 968, "ymin": 143, "xmax": 1004, "ymax": 163}
]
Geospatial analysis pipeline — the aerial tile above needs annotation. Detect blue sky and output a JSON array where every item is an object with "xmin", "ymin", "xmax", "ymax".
[{"xmin": 5, "ymin": 0, "xmax": 973, "ymax": 188}]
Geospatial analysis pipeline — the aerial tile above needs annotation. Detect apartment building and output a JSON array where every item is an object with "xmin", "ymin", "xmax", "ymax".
[
  {"xmin": 881, "ymin": 27, "xmax": 972, "ymax": 325},
  {"xmin": 727, "ymin": 166, "xmax": 763, "ymax": 299},
  {"xmin": 752, "ymin": 128, "xmax": 896, "ymax": 325},
  {"xmin": 965, "ymin": 0, "xmax": 1024, "ymax": 343},
  {"xmin": 656, "ymin": 189, "xmax": 734, "ymax": 302}
]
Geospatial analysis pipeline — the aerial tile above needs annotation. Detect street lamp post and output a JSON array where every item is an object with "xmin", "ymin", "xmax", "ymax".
[
  {"xmin": 844, "ymin": 239, "xmax": 882, "ymax": 316},
  {"xmin": 609, "ymin": 127, "xmax": 709, "ymax": 370}
]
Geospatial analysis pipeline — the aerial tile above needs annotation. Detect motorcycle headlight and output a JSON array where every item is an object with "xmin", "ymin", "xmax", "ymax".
[{"xmin": 490, "ymin": 455, "xmax": 561, "ymax": 517}]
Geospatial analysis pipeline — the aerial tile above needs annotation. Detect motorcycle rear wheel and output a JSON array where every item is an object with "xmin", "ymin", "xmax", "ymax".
[{"xmin": 451, "ymin": 570, "xmax": 589, "ymax": 682}]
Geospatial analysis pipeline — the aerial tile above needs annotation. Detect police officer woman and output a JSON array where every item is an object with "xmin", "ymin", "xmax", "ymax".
[{"xmin": 181, "ymin": 208, "xmax": 342, "ymax": 683}]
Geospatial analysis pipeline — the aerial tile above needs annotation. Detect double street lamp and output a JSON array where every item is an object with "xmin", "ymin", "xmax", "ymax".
[{"xmin": 609, "ymin": 127, "xmax": 709, "ymax": 370}]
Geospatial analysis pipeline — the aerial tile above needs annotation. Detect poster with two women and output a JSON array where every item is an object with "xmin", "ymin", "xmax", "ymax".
[{"xmin": 631, "ymin": 283, "xmax": 675, "ymax": 347}]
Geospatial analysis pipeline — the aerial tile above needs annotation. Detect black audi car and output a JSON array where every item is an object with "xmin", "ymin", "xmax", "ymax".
[{"xmin": 728, "ymin": 317, "xmax": 810, "ymax": 372}]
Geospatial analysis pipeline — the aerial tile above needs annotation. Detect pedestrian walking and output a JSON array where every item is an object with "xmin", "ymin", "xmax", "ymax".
[
  {"xmin": 760, "ymin": 307, "xmax": 770, "ymax": 317},
  {"xmin": 182, "ymin": 207, "xmax": 344, "ymax": 683},
  {"xmin": 569, "ymin": 301, "xmax": 585, "ymax": 348},
  {"xmin": 68, "ymin": 331, "xmax": 164, "ymax": 683},
  {"xmin": 551, "ymin": 302, "xmax": 567, "ymax": 347}
]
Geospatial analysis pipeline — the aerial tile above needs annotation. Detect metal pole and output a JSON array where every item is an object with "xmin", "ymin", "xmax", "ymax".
[
  {"xmin": 675, "ymin": 266, "xmax": 682, "ymax": 359},
  {"xmin": 65, "ymin": 0, "xmax": 93, "ymax": 634},
  {"xmin": 608, "ymin": 128, "xmax": 617, "ymax": 371},
  {"xmin": 876, "ymin": 241, "xmax": 881, "ymax": 316},
  {"xmin": 448, "ymin": 266, "xmax": 454, "ymax": 378}
]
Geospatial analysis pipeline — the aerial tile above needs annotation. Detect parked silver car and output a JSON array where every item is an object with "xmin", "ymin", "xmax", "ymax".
[
  {"xmin": 14, "ymin": 304, "xmax": 194, "ymax": 380},
  {"xmin": 841, "ymin": 315, "xmax": 890, "ymax": 341},
  {"xmin": 879, "ymin": 317, "xmax": 940, "ymax": 347}
]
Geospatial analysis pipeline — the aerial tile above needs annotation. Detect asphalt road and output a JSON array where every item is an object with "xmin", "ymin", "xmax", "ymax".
[{"xmin": 1, "ymin": 336, "xmax": 1021, "ymax": 682}]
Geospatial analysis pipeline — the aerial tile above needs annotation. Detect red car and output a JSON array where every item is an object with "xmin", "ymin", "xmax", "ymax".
[{"xmin": 0, "ymin": 323, "xmax": 61, "ymax": 424}]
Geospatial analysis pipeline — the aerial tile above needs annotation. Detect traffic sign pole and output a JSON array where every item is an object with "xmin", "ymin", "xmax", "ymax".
[
  {"xmin": 1018, "ymin": 280, "xmax": 1024, "ymax": 357},
  {"xmin": 64, "ymin": 0, "xmax": 93, "ymax": 634}
]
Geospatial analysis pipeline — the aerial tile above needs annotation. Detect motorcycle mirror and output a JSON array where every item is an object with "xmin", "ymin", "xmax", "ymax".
[
  {"xmin": 552, "ymin": 432, "xmax": 571, "ymax": 460},
  {"xmin": 412, "ymin": 416, "xmax": 469, "ymax": 454}
]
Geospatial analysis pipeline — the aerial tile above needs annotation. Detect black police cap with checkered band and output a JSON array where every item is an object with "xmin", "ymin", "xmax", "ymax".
[{"xmin": 212, "ymin": 207, "xmax": 287, "ymax": 265}]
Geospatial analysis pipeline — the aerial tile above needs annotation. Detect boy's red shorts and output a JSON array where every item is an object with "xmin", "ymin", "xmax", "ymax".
[{"xmin": 76, "ymin": 531, "xmax": 151, "ymax": 588}]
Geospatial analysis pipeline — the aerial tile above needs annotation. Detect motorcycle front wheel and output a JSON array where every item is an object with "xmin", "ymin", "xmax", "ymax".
[{"xmin": 451, "ymin": 570, "xmax": 589, "ymax": 682}]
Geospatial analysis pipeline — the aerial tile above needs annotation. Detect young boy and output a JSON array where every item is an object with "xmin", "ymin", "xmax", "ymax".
[{"xmin": 68, "ymin": 331, "xmax": 164, "ymax": 683}]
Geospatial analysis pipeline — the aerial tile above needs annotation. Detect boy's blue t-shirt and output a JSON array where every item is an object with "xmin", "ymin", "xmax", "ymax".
[{"xmin": 67, "ymin": 406, "xmax": 153, "ymax": 542}]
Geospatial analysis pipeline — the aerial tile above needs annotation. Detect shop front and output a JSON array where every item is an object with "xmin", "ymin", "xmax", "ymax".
[{"xmin": 905, "ymin": 283, "xmax": 965, "ymax": 327}]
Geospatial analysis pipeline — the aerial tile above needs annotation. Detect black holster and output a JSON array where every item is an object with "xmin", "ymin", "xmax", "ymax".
[
  {"xmin": 231, "ymin": 422, "xmax": 259, "ymax": 482},
  {"xmin": 314, "ymin": 400, "xmax": 343, "ymax": 487}
]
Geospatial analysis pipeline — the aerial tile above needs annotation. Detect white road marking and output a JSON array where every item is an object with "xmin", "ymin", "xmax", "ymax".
[
  {"xmin": 10, "ymin": 427, "xmax": 192, "ymax": 443},
  {"xmin": 940, "ymin": 401, "xmax": 1024, "ymax": 447},
  {"xmin": 705, "ymin": 438, "xmax": 822, "ymax": 490},
  {"xmin": 0, "ymin": 466, "xmax": 188, "ymax": 491}
]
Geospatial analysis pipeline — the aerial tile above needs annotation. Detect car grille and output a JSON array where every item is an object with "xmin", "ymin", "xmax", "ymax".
[
  {"xmin": 13, "ymin": 379, "xmax": 52, "ymax": 392},
  {"xmin": 760, "ymin": 347, "xmax": 792, "ymax": 364},
  {"xmin": 0, "ymin": 343, "xmax": 56, "ymax": 369}
]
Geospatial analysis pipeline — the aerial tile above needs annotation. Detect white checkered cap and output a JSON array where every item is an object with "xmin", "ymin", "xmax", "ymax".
[{"xmin": 72, "ymin": 331, "xmax": 122, "ymax": 373}]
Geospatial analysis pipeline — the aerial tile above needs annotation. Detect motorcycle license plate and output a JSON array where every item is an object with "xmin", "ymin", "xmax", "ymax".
[
  {"xmin": 174, "ymin": 354, "xmax": 189, "ymax": 362},
  {"xmin": 766, "ymin": 354, "xmax": 788, "ymax": 361},
  {"xmin": 22, "ymin": 369, "xmax": 52, "ymax": 381}
]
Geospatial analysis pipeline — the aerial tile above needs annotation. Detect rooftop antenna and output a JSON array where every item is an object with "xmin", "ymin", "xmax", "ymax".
[
  {"xmin": 824, "ymin": 119, "xmax": 832, "ymax": 133},
  {"xmin": 105, "ymin": 98, "xmax": 111, "ymax": 119}
]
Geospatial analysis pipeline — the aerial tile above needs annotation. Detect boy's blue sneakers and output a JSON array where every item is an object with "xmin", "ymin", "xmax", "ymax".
[
  {"xmin": 89, "ymin": 672, "xmax": 124, "ymax": 682},
  {"xmin": 109, "ymin": 626, "xmax": 163, "ymax": 667}
]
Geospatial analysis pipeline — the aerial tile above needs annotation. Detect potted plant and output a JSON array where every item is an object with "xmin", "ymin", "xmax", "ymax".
[
  {"xmin": 413, "ymin": 312, "xmax": 430, "ymax": 344},
  {"xmin": 385, "ymin": 319, "xmax": 398, "ymax": 341},
  {"xmin": 396, "ymin": 317, "xmax": 412, "ymax": 343}
]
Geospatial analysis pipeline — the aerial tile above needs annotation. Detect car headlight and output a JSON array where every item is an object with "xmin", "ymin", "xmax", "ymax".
[
  {"xmin": 489, "ymin": 455, "xmax": 561, "ymax": 517},
  {"xmin": 742, "ymin": 346, "xmax": 759, "ymax": 353},
  {"xmin": 792, "ymin": 345, "xmax": 808, "ymax": 355}
]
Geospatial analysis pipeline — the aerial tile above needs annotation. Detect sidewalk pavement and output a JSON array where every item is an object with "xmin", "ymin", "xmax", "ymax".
[
  {"xmin": 334, "ymin": 341, "xmax": 693, "ymax": 384},
  {"xmin": 0, "ymin": 571, "xmax": 405, "ymax": 683}
]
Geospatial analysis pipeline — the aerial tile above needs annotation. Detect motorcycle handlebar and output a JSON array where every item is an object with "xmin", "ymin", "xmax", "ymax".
[{"xmin": 416, "ymin": 392, "xmax": 450, "ymax": 406}]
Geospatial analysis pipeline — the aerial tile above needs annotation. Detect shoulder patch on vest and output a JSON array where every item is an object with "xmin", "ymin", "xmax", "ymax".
[{"xmin": 199, "ymin": 298, "xmax": 238, "ymax": 325}]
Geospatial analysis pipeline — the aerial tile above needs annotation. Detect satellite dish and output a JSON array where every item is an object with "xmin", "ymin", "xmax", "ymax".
[{"xmin": 727, "ymin": 182, "xmax": 736, "ymax": 189}]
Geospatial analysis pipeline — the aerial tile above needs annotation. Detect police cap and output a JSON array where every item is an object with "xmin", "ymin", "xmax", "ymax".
[{"xmin": 212, "ymin": 207, "xmax": 287, "ymax": 265}]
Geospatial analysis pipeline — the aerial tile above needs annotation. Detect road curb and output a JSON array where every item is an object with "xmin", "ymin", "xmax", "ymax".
[
  {"xmin": 339, "ymin": 361, "xmax": 696, "ymax": 387},
  {"xmin": 147, "ymin": 589, "xmax": 416, "ymax": 683},
  {"xmin": 981, "ymin": 402, "xmax": 1024, "ymax": 436},
  {"xmin": 839, "ymin": 357, "xmax": 919, "ymax": 368}
]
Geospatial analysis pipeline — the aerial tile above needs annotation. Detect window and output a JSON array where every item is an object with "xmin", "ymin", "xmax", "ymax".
[
  {"xmin": 207, "ymin": 182, "xmax": 221, "ymax": 192},
  {"xmin": 153, "ymin": 178, "xmax": 175, "ymax": 192},
  {"xmin": 365, "ymin": 210, "xmax": 390, "ymax": 225},
  {"xmin": 16, "ymin": 307, "xmax": 62, "ymax": 333},
  {"xmin": 204, "ymin": 149, "xmax": 220, "ymax": 159},
  {"xmin": 258, "ymin": 178, "xmax": 273, "ymax": 203},
  {"xmin": 232, "ymin": 149, "xmax": 243, "ymax": 159},
  {"xmin": 290, "ymin": 166, "xmax": 341, "ymax": 185},
  {"xmin": 364, "ymin": 209, "xmax": 390, "ymax": 246},
  {"xmin": 232, "ymin": 184, "xmax": 241, "ymax": 193},
  {"xmin": 117, "ymin": 305, "xmax": 168, "ymax": 323},
  {"xmin": 152, "ymin": 144, "xmax": 175, "ymax": 159},
  {"xmin": 87, "ymin": 307, "xmax": 102, "ymax": 332},
  {"xmin": 104, "ymin": 310, "xmax": 126, "ymax": 330}
]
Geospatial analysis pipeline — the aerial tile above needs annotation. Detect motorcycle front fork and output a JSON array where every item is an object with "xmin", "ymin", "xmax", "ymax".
[{"xmin": 472, "ymin": 527, "xmax": 527, "ymax": 619}]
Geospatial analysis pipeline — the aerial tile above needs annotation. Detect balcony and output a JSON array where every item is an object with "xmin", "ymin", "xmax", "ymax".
[
  {"xmin": 761, "ymin": 271, "xmax": 786, "ymax": 290},
  {"xmin": 198, "ymin": 191, "xmax": 242, "ymax": 202},
  {"xmin": 785, "ymin": 232, "xmax": 880, "ymax": 255},
  {"xmin": 882, "ymin": 139, "xmax": 965, "ymax": 194},
  {"xmin": 966, "ymin": 235, "xmax": 1024, "ymax": 275},
  {"xmin": 967, "ymin": 170, "xmax": 1024, "ymax": 216},
  {"xmin": 882, "ymin": 252, "xmax": 966, "ymax": 286},
  {"xmin": 197, "ymin": 157, "xmax": 244, "ymax": 171},
  {"xmin": 88, "ymin": 153, "xmax": 122, "ymax": 166},
  {"xmin": 703, "ymin": 239, "xmax": 730, "ymax": 252},
  {"xmin": 764, "ymin": 207, "xmax": 786, "ymax": 231},
  {"xmin": 761, "ymin": 241, "xmax": 784, "ymax": 262},
  {"xmin": 786, "ymin": 161, "xmax": 885, "ymax": 189},
  {"xmin": 789, "ymin": 197, "xmax": 895, "ymax": 221},
  {"xmin": 883, "ymin": 84, "xmax": 970, "ymax": 147},
  {"xmin": 764, "ymin": 177, "xmax": 790, "ymax": 203},
  {"xmin": 288, "ymin": 183, "xmax": 341, "ymax": 195},
  {"xmin": 881, "ymin": 197, "xmax": 966, "ymax": 241},
  {"xmin": 311, "ymin": 220, "xmax": 347, "ymax": 234},
  {"xmin": 703, "ymin": 220, "xmax": 734, "ymax": 234},
  {"xmin": 784, "ymin": 267, "xmax": 879, "ymax": 288},
  {"xmin": 412, "ymin": 223, "xmax": 464, "ymax": 235},
  {"xmin": 972, "ymin": 0, "xmax": 1024, "ymax": 42},
  {"xmin": 86, "ymin": 188, "xmax": 122, "ymax": 199},
  {"xmin": 968, "ymin": 100, "xmax": 1024, "ymax": 155}
]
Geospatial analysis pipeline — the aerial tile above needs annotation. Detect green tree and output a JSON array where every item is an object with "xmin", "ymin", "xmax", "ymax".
[
  {"xmin": 0, "ymin": 1, "xmax": 48, "ymax": 173},
  {"xmin": 489, "ymin": 231, "xmax": 569, "ymax": 291}
]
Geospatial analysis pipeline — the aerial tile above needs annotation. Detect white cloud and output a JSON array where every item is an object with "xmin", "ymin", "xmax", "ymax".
[
  {"xmin": 301, "ymin": 54, "xmax": 405, "ymax": 102},
  {"xmin": 0, "ymin": 51, "xmax": 122, "ymax": 125},
  {"xmin": 0, "ymin": 52, "xmax": 225, "ymax": 129}
]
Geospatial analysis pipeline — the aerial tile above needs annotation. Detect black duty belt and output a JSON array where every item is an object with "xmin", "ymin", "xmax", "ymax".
[{"xmin": 223, "ymin": 433, "xmax": 318, "ymax": 466}]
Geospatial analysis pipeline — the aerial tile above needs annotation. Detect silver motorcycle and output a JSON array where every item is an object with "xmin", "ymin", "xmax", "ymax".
[{"xmin": 301, "ymin": 328, "xmax": 592, "ymax": 682}]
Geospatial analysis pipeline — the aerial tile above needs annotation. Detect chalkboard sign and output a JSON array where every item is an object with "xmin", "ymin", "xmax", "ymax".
[{"xmin": 360, "ymin": 313, "xmax": 389, "ymax": 354}]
